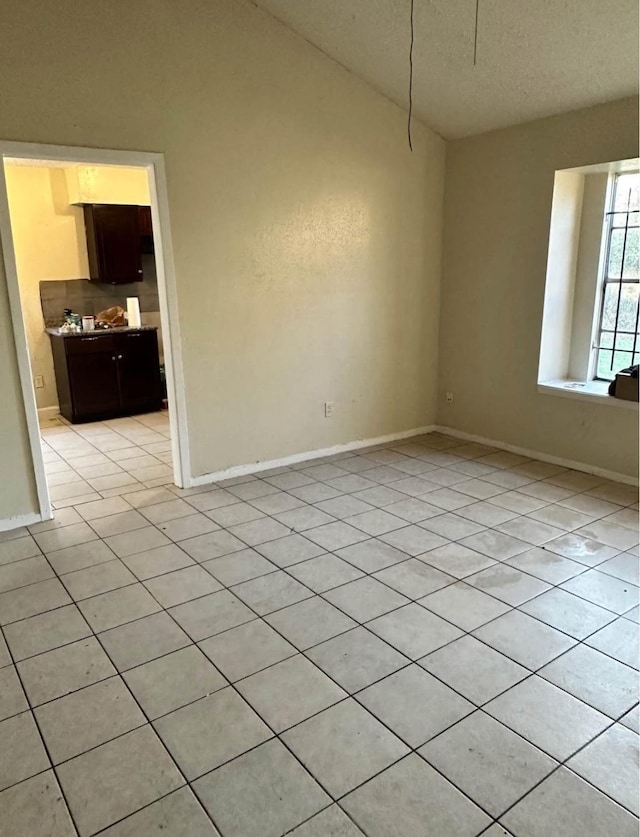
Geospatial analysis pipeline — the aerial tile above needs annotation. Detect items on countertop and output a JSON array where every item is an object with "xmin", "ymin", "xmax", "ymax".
[
  {"xmin": 126, "ymin": 297, "xmax": 141, "ymax": 328},
  {"xmin": 55, "ymin": 300, "xmax": 143, "ymax": 333},
  {"xmin": 96, "ymin": 305, "xmax": 127, "ymax": 327},
  {"xmin": 59, "ymin": 308, "xmax": 82, "ymax": 333},
  {"xmin": 39, "ymin": 257, "xmax": 159, "ymax": 330}
]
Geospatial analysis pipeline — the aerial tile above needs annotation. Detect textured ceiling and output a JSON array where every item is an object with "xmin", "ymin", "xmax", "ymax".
[{"xmin": 251, "ymin": 0, "xmax": 639, "ymax": 138}]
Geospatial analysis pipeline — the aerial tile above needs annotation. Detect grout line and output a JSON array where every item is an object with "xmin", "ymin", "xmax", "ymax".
[
  {"xmin": 75, "ymin": 561, "xmax": 351, "ymax": 831},
  {"xmin": 2, "ymin": 419, "xmax": 637, "ymax": 830},
  {"xmin": 9, "ymin": 510, "xmax": 637, "ymax": 658},
  {"xmin": 54, "ymin": 510, "xmax": 640, "ymax": 817},
  {"xmin": 2, "ymin": 477, "xmax": 638, "ymax": 669},
  {"xmin": 88, "ymin": 786, "xmax": 215, "ymax": 836},
  {"xmin": 27, "ymin": 531, "xmax": 223, "ymax": 835},
  {"xmin": 0, "ymin": 621, "xmax": 81, "ymax": 836},
  {"xmin": 2, "ymin": 505, "xmax": 637, "ymax": 676},
  {"xmin": 5, "ymin": 495, "xmax": 516, "ymax": 832}
]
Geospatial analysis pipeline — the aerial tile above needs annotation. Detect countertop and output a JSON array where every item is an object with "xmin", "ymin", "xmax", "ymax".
[{"xmin": 46, "ymin": 326, "xmax": 158, "ymax": 338}]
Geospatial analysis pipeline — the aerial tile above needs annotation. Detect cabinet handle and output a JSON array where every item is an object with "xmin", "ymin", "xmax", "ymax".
[
  {"xmin": 117, "ymin": 354, "xmax": 123, "ymax": 360},
  {"xmin": 111, "ymin": 356, "xmax": 116, "ymax": 361}
]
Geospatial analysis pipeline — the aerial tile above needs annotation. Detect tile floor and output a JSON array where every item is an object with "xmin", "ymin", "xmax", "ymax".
[{"xmin": 0, "ymin": 419, "xmax": 638, "ymax": 836}]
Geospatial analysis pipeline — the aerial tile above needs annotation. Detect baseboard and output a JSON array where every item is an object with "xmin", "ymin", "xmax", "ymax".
[
  {"xmin": 37, "ymin": 406, "xmax": 61, "ymax": 421},
  {"xmin": 435, "ymin": 425, "xmax": 639, "ymax": 487},
  {"xmin": 189, "ymin": 425, "xmax": 437, "ymax": 487},
  {"xmin": 0, "ymin": 511, "xmax": 45, "ymax": 533}
]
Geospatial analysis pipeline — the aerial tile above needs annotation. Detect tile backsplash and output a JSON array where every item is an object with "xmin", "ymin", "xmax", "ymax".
[{"xmin": 40, "ymin": 254, "xmax": 159, "ymax": 327}]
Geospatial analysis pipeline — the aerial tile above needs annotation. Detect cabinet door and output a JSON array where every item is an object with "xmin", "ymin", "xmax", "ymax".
[
  {"xmin": 67, "ymin": 351, "xmax": 120, "ymax": 420},
  {"xmin": 138, "ymin": 206, "xmax": 153, "ymax": 236},
  {"xmin": 85, "ymin": 204, "xmax": 143, "ymax": 284},
  {"xmin": 116, "ymin": 332, "xmax": 162, "ymax": 413},
  {"xmin": 139, "ymin": 206, "xmax": 155, "ymax": 255}
]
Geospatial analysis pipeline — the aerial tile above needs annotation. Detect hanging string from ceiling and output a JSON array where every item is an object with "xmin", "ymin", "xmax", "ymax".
[
  {"xmin": 408, "ymin": 0, "xmax": 479, "ymax": 149},
  {"xmin": 408, "ymin": 0, "xmax": 415, "ymax": 151},
  {"xmin": 474, "ymin": 0, "xmax": 480, "ymax": 65}
]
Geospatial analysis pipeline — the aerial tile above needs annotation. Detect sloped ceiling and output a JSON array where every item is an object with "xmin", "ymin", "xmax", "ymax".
[{"xmin": 251, "ymin": 0, "xmax": 639, "ymax": 138}]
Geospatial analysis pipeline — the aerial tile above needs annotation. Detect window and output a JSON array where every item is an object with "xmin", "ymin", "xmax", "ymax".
[
  {"xmin": 594, "ymin": 172, "xmax": 640, "ymax": 380},
  {"xmin": 538, "ymin": 158, "xmax": 639, "ymax": 406}
]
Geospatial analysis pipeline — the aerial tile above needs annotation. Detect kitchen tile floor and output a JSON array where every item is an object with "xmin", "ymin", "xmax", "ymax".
[{"xmin": 0, "ymin": 420, "xmax": 638, "ymax": 835}]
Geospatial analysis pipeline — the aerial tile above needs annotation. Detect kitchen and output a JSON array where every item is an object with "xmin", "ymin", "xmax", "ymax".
[
  {"xmin": 2, "ymin": 159, "xmax": 177, "ymax": 504},
  {"xmin": 4, "ymin": 162, "xmax": 166, "ymax": 426}
]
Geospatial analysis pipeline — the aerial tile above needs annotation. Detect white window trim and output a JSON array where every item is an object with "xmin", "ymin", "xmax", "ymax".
[
  {"xmin": 580, "ymin": 172, "xmax": 614, "ymax": 382},
  {"xmin": 538, "ymin": 157, "xmax": 639, "ymax": 409},
  {"xmin": 538, "ymin": 379, "xmax": 637, "ymax": 410},
  {"xmin": 591, "ymin": 170, "xmax": 640, "ymax": 382}
]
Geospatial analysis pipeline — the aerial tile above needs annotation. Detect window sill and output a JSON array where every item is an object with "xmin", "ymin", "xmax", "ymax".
[{"xmin": 538, "ymin": 379, "xmax": 638, "ymax": 409}]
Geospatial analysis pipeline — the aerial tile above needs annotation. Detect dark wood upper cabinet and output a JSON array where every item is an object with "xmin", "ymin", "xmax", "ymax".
[
  {"xmin": 84, "ymin": 204, "xmax": 143, "ymax": 284},
  {"xmin": 138, "ymin": 205, "xmax": 153, "ymax": 237},
  {"xmin": 138, "ymin": 205, "xmax": 155, "ymax": 255}
]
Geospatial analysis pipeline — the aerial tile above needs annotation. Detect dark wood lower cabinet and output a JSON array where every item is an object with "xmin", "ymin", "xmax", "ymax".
[
  {"xmin": 66, "ymin": 351, "xmax": 122, "ymax": 420},
  {"xmin": 49, "ymin": 329, "xmax": 162, "ymax": 423},
  {"xmin": 116, "ymin": 332, "xmax": 163, "ymax": 414}
]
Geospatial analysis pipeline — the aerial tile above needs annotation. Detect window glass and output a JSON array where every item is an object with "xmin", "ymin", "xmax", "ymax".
[{"xmin": 595, "ymin": 172, "xmax": 640, "ymax": 380}]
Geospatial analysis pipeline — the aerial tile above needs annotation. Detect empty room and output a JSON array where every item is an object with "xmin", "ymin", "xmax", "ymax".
[{"xmin": 0, "ymin": 1, "xmax": 637, "ymax": 836}]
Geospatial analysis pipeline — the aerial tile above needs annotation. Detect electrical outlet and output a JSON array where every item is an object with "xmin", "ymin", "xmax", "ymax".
[
  {"xmin": 34, "ymin": 375, "xmax": 44, "ymax": 389},
  {"xmin": 324, "ymin": 401, "xmax": 335, "ymax": 418},
  {"xmin": 446, "ymin": 391, "xmax": 454, "ymax": 405}
]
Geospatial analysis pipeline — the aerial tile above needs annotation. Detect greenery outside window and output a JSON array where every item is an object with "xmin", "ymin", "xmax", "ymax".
[{"xmin": 594, "ymin": 172, "xmax": 639, "ymax": 380}]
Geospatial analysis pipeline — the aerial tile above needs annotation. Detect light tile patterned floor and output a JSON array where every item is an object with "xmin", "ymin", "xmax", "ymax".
[{"xmin": 0, "ymin": 418, "xmax": 638, "ymax": 836}]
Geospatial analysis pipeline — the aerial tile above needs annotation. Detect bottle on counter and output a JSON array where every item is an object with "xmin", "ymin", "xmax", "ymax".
[{"xmin": 60, "ymin": 308, "xmax": 81, "ymax": 333}]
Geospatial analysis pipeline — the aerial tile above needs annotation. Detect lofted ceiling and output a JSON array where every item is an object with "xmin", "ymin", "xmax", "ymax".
[{"xmin": 251, "ymin": 0, "xmax": 639, "ymax": 138}]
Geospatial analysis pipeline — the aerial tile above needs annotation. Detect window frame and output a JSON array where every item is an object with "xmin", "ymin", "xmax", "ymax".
[{"xmin": 591, "ymin": 170, "xmax": 640, "ymax": 382}]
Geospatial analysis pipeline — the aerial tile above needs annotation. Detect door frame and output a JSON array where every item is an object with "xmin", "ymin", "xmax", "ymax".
[{"xmin": 0, "ymin": 141, "xmax": 191, "ymax": 522}]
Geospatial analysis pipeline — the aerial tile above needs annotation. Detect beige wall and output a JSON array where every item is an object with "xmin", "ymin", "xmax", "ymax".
[
  {"xmin": 4, "ymin": 164, "xmax": 151, "ymax": 412},
  {"xmin": 438, "ymin": 98, "xmax": 639, "ymax": 478},
  {"xmin": 5, "ymin": 166, "xmax": 89, "ymax": 410},
  {"xmin": 0, "ymin": 0, "xmax": 445, "ymax": 519},
  {"xmin": 0, "ymin": 243, "xmax": 38, "ymax": 523}
]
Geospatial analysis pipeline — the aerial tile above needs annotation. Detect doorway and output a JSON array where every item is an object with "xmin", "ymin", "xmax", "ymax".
[{"xmin": 0, "ymin": 142, "xmax": 190, "ymax": 525}]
